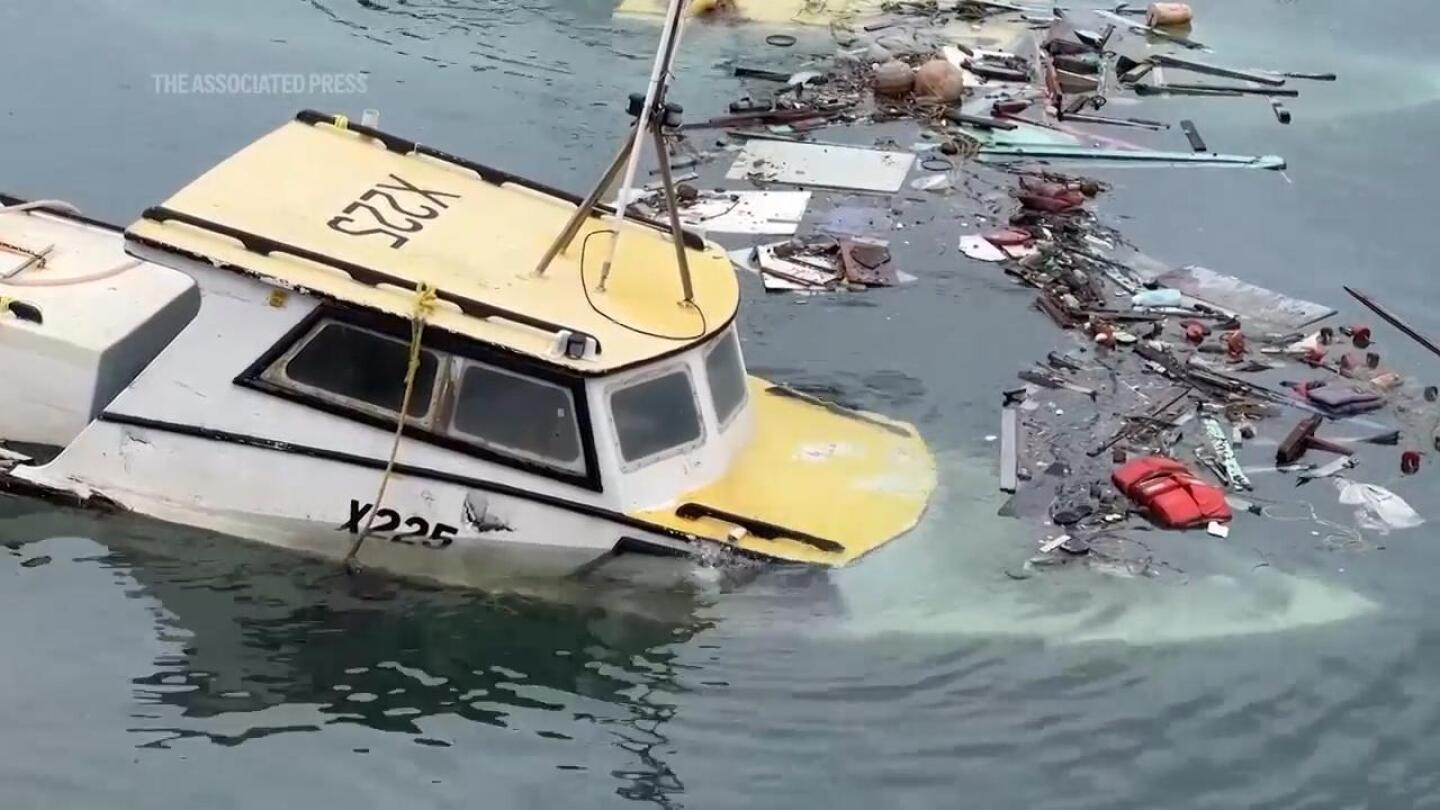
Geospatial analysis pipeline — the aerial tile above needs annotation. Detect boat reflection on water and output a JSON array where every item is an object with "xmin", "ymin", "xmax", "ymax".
[{"xmin": 0, "ymin": 494, "xmax": 786, "ymax": 807}]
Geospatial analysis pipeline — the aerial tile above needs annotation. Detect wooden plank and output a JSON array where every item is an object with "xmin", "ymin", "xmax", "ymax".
[
  {"xmin": 1151, "ymin": 54, "xmax": 1287, "ymax": 86},
  {"xmin": 1180, "ymin": 119, "xmax": 1208, "ymax": 153},
  {"xmin": 1000, "ymin": 406, "xmax": 1020, "ymax": 493}
]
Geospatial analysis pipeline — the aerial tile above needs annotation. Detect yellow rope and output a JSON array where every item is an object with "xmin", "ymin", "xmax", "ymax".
[{"xmin": 343, "ymin": 282, "xmax": 438, "ymax": 572}]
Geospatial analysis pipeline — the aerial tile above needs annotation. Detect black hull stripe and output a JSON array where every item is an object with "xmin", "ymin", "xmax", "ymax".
[
  {"xmin": 95, "ymin": 412, "xmax": 784, "ymax": 564},
  {"xmin": 139, "ymin": 205, "xmax": 603, "ymax": 353}
]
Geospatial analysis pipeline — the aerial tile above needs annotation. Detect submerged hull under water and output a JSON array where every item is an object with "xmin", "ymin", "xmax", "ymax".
[
  {"xmin": 0, "ymin": 443, "xmax": 1378, "ymax": 648},
  {"xmin": 812, "ymin": 450, "xmax": 1377, "ymax": 645}
]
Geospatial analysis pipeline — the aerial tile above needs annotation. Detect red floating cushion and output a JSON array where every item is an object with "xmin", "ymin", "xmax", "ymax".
[
  {"xmin": 1112, "ymin": 456, "xmax": 1188, "ymax": 494},
  {"xmin": 1112, "ymin": 456, "xmax": 1231, "ymax": 529}
]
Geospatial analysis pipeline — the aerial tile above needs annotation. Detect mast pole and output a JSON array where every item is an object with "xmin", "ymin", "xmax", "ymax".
[{"xmin": 595, "ymin": 0, "xmax": 690, "ymax": 293}]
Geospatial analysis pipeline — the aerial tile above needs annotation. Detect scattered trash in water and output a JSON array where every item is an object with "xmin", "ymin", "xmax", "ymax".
[
  {"xmin": 1334, "ymin": 479, "xmax": 1424, "ymax": 534},
  {"xmin": 960, "ymin": 234, "xmax": 1007, "ymax": 262},
  {"xmin": 726, "ymin": 140, "xmax": 915, "ymax": 193},
  {"xmin": 621, "ymin": 0, "xmax": 1425, "ymax": 587},
  {"xmin": 643, "ymin": 189, "xmax": 810, "ymax": 235}
]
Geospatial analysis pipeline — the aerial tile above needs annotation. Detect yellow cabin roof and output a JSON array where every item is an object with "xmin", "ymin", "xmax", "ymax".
[{"xmin": 125, "ymin": 112, "xmax": 738, "ymax": 374}]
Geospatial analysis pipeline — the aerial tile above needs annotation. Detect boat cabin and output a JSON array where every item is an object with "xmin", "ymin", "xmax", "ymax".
[{"xmin": 2, "ymin": 112, "xmax": 934, "ymax": 583}]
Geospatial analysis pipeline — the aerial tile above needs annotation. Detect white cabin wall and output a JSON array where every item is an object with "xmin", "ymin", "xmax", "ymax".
[
  {"xmin": 24, "ymin": 241, "xmax": 761, "ymax": 525},
  {"xmin": 0, "ymin": 212, "xmax": 198, "ymax": 448},
  {"xmin": 590, "ymin": 343, "xmax": 755, "ymax": 512},
  {"xmin": 0, "ymin": 318, "xmax": 98, "ymax": 448},
  {"xmin": 91, "ymin": 284, "xmax": 202, "ymax": 414},
  {"xmin": 43, "ymin": 255, "xmax": 617, "ymax": 511}
]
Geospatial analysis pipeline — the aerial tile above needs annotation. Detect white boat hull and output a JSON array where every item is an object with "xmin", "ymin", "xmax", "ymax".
[
  {"xmin": 9, "ymin": 425, "xmax": 709, "ymax": 587},
  {"xmin": 0, "ymin": 120, "xmax": 937, "ymax": 585}
]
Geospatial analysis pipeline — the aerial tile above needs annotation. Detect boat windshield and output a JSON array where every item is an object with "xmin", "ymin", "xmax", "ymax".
[
  {"xmin": 449, "ymin": 360, "xmax": 584, "ymax": 473},
  {"xmin": 704, "ymin": 329, "xmax": 747, "ymax": 427},
  {"xmin": 283, "ymin": 322, "xmax": 439, "ymax": 418},
  {"xmin": 611, "ymin": 368, "xmax": 703, "ymax": 467},
  {"xmin": 255, "ymin": 315, "xmax": 593, "ymax": 483}
]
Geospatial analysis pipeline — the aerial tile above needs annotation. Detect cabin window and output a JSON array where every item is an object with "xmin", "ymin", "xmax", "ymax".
[
  {"xmin": 611, "ymin": 369, "xmax": 703, "ymax": 466},
  {"xmin": 243, "ymin": 309, "xmax": 603, "ymax": 489},
  {"xmin": 281, "ymin": 321, "xmax": 439, "ymax": 418},
  {"xmin": 705, "ymin": 330, "xmax": 747, "ymax": 427},
  {"xmin": 448, "ymin": 361, "xmax": 584, "ymax": 473}
]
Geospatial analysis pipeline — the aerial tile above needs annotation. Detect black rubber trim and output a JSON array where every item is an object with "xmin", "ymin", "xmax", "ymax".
[
  {"xmin": 126, "ymin": 230, "xmax": 607, "ymax": 374},
  {"xmin": 95, "ymin": 412, "xmax": 788, "ymax": 565},
  {"xmin": 294, "ymin": 109, "xmax": 704, "ymax": 251},
  {"xmin": 675, "ymin": 502, "xmax": 844, "ymax": 554},
  {"xmin": 565, "ymin": 536, "xmax": 691, "ymax": 579},
  {"xmin": 234, "ymin": 304, "xmax": 604, "ymax": 492},
  {"xmin": 566, "ymin": 548, "xmax": 623, "ymax": 580},
  {"xmin": 614, "ymin": 535, "xmax": 691, "ymax": 558},
  {"xmin": 130, "ymin": 227, "xmax": 739, "ymax": 378},
  {"xmin": 140, "ymin": 205, "xmax": 603, "ymax": 355}
]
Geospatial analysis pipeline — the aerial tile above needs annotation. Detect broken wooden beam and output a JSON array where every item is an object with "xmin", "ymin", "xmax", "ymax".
[
  {"xmin": 945, "ymin": 110, "xmax": 1019, "ymax": 130},
  {"xmin": 1035, "ymin": 291, "xmax": 1078, "ymax": 328},
  {"xmin": 1091, "ymin": 9, "xmax": 1206, "ymax": 49},
  {"xmin": 1000, "ymin": 405, "xmax": 1020, "ymax": 493},
  {"xmin": 1179, "ymin": 119, "xmax": 1207, "ymax": 152},
  {"xmin": 1150, "ymin": 54, "xmax": 1288, "ymax": 86},
  {"xmin": 1344, "ymin": 286, "xmax": 1440, "ymax": 362},
  {"xmin": 680, "ymin": 105, "xmax": 850, "ymax": 131},
  {"xmin": 1061, "ymin": 112, "xmax": 1167, "ymax": 131},
  {"xmin": 1085, "ymin": 387, "xmax": 1191, "ymax": 457},
  {"xmin": 1148, "ymin": 81, "xmax": 1300, "ymax": 97},
  {"xmin": 1277, "ymin": 415, "xmax": 1323, "ymax": 464},
  {"xmin": 1134, "ymin": 84, "xmax": 1242, "ymax": 98},
  {"xmin": 967, "ymin": 62, "xmax": 1031, "ymax": 83},
  {"xmin": 733, "ymin": 67, "xmax": 792, "ymax": 82}
]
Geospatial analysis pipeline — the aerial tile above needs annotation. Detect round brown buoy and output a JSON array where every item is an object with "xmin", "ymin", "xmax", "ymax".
[
  {"xmin": 872, "ymin": 61, "xmax": 913, "ymax": 97},
  {"xmin": 913, "ymin": 58, "xmax": 966, "ymax": 103}
]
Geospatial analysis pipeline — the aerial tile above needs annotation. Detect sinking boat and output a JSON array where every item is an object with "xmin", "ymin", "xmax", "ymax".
[{"xmin": 0, "ymin": 111, "xmax": 935, "ymax": 587}]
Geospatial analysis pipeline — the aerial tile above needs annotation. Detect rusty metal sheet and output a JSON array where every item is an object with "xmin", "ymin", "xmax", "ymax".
[{"xmin": 839, "ymin": 238, "xmax": 897, "ymax": 286}]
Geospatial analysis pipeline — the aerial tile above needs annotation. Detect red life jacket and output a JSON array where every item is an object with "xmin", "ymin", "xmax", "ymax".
[{"xmin": 1112, "ymin": 456, "xmax": 1231, "ymax": 529}]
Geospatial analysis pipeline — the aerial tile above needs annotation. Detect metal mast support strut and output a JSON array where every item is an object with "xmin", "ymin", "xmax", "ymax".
[{"xmin": 532, "ymin": 0, "xmax": 694, "ymax": 304}]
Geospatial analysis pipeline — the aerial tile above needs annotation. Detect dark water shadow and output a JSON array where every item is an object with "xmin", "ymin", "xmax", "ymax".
[{"xmin": 0, "ymin": 494, "xmax": 710, "ymax": 807}]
